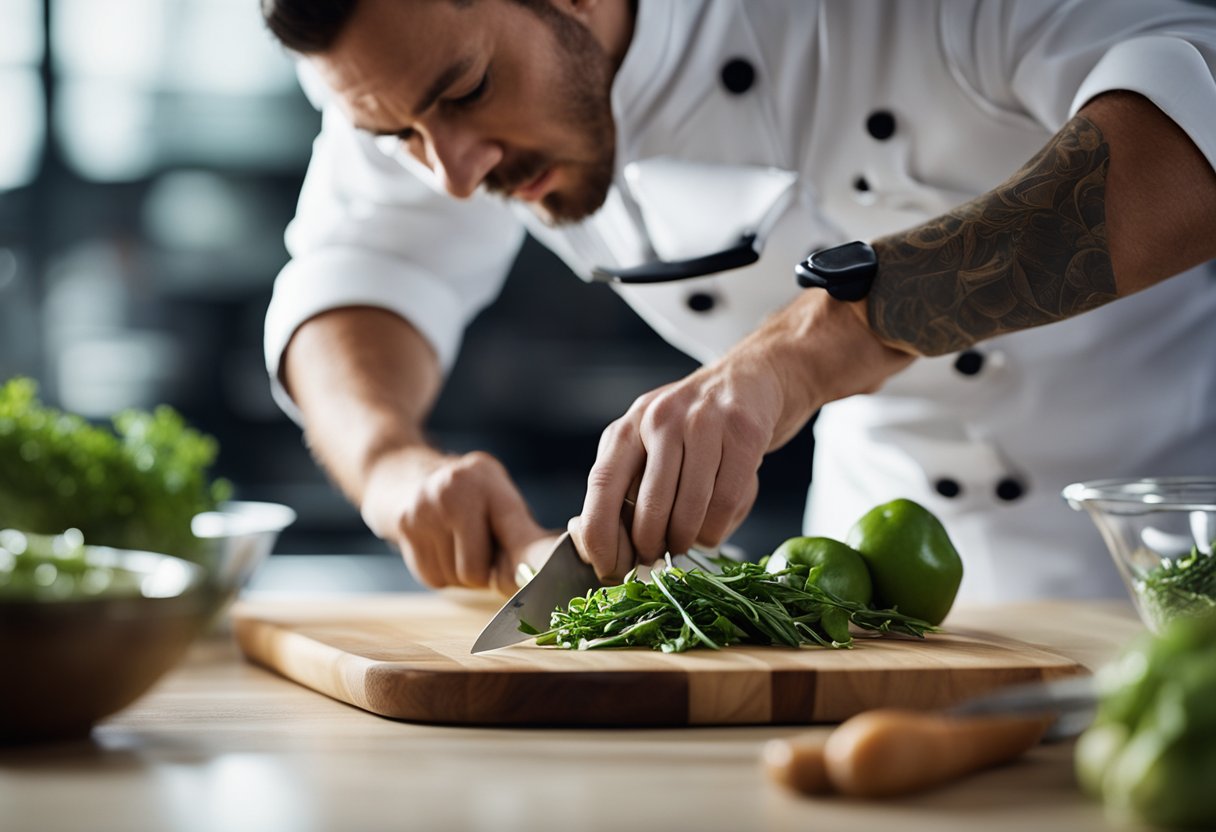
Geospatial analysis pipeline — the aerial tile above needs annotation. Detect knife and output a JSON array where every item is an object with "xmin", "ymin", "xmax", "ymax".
[
  {"xmin": 470, "ymin": 531, "xmax": 600, "ymax": 654},
  {"xmin": 764, "ymin": 674, "xmax": 1099, "ymax": 797}
]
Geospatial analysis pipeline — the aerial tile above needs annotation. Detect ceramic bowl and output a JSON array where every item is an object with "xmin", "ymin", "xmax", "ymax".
[
  {"xmin": 0, "ymin": 501, "xmax": 295, "ymax": 743},
  {"xmin": 0, "ymin": 539, "xmax": 210, "ymax": 743},
  {"xmin": 1063, "ymin": 477, "xmax": 1216, "ymax": 632}
]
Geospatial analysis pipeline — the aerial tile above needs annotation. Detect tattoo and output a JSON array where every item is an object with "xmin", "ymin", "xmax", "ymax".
[{"xmin": 868, "ymin": 114, "xmax": 1118, "ymax": 356}]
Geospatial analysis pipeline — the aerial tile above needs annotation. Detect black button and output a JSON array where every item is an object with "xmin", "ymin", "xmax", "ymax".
[
  {"xmin": 954, "ymin": 350, "xmax": 985, "ymax": 376},
  {"xmin": 866, "ymin": 110, "xmax": 897, "ymax": 140},
  {"xmin": 686, "ymin": 292, "xmax": 717, "ymax": 313},
  {"xmin": 934, "ymin": 478, "xmax": 962, "ymax": 498},
  {"xmin": 720, "ymin": 58, "xmax": 755, "ymax": 94},
  {"xmin": 995, "ymin": 478, "xmax": 1025, "ymax": 502},
  {"xmin": 852, "ymin": 176, "xmax": 871, "ymax": 192}
]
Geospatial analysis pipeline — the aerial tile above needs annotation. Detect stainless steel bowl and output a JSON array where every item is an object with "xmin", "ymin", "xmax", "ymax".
[{"xmin": 190, "ymin": 500, "xmax": 297, "ymax": 613}]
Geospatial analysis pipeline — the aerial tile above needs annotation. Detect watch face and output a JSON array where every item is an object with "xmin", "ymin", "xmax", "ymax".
[
  {"xmin": 810, "ymin": 241, "xmax": 877, "ymax": 275},
  {"xmin": 796, "ymin": 241, "xmax": 876, "ymax": 301}
]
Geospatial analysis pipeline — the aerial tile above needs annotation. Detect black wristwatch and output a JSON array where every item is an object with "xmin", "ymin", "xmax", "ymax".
[{"xmin": 794, "ymin": 240, "xmax": 877, "ymax": 301}]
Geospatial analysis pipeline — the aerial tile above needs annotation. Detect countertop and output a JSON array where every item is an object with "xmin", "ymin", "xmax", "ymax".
[{"xmin": 0, "ymin": 596, "xmax": 1152, "ymax": 832}]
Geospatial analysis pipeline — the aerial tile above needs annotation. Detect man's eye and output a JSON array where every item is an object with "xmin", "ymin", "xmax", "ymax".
[
  {"xmin": 396, "ymin": 127, "xmax": 417, "ymax": 142},
  {"xmin": 449, "ymin": 72, "xmax": 489, "ymax": 107}
]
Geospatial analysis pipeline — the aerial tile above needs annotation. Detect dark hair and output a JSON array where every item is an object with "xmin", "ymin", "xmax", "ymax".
[
  {"xmin": 261, "ymin": 0, "xmax": 360, "ymax": 54},
  {"xmin": 262, "ymin": 0, "xmax": 490, "ymax": 54}
]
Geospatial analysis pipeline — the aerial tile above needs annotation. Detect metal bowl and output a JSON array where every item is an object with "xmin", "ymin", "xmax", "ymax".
[
  {"xmin": 1063, "ymin": 477, "xmax": 1216, "ymax": 632},
  {"xmin": 189, "ymin": 500, "xmax": 297, "ymax": 616},
  {"xmin": 0, "ymin": 541, "xmax": 209, "ymax": 744}
]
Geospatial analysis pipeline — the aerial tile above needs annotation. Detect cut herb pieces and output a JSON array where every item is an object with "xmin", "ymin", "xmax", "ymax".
[
  {"xmin": 531, "ymin": 557, "xmax": 935, "ymax": 652},
  {"xmin": 1135, "ymin": 546, "xmax": 1216, "ymax": 632}
]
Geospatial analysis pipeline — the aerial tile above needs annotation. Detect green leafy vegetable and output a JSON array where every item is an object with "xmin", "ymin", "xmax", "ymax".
[
  {"xmin": 1135, "ymin": 546, "xmax": 1216, "ymax": 632},
  {"xmin": 0, "ymin": 377, "xmax": 230, "ymax": 558},
  {"xmin": 531, "ymin": 555, "xmax": 935, "ymax": 653},
  {"xmin": 0, "ymin": 528, "xmax": 145, "ymax": 602}
]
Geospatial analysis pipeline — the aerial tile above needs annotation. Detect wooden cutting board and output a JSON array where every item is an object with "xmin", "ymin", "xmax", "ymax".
[{"xmin": 232, "ymin": 594, "xmax": 1100, "ymax": 727}]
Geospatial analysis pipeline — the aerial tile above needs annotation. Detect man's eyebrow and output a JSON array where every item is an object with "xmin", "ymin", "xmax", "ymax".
[
  {"xmin": 353, "ymin": 57, "xmax": 476, "ymax": 137},
  {"xmin": 412, "ymin": 56, "xmax": 475, "ymax": 117}
]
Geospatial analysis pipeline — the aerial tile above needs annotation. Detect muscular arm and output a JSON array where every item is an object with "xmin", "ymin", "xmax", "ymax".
[
  {"xmin": 283, "ymin": 307, "xmax": 550, "ymax": 592},
  {"xmin": 576, "ymin": 91, "xmax": 1216, "ymax": 576},
  {"xmin": 283, "ymin": 306, "xmax": 441, "ymax": 505},
  {"xmin": 868, "ymin": 92, "xmax": 1216, "ymax": 355}
]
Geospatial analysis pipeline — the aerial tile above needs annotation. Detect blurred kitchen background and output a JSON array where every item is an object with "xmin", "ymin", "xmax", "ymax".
[{"xmin": 0, "ymin": 0, "xmax": 819, "ymax": 590}]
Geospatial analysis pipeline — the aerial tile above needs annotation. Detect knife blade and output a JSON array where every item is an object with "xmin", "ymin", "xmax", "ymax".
[
  {"xmin": 946, "ymin": 672, "xmax": 1098, "ymax": 740},
  {"xmin": 470, "ymin": 531, "xmax": 600, "ymax": 654}
]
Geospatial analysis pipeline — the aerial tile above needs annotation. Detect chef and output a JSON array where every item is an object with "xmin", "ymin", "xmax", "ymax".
[{"xmin": 261, "ymin": 0, "xmax": 1216, "ymax": 601}]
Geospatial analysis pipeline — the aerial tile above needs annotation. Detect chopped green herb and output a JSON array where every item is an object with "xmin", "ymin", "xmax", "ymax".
[
  {"xmin": 1135, "ymin": 546, "xmax": 1216, "ymax": 632},
  {"xmin": 529, "ymin": 555, "xmax": 935, "ymax": 652}
]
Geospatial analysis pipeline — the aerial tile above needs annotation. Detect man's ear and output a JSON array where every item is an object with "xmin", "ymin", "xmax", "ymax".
[{"xmin": 551, "ymin": 0, "xmax": 599, "ymax": 25}]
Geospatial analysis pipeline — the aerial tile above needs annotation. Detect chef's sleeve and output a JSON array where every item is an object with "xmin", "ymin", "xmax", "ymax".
[
  {"xmin": 264, "ymin": 102, "xmax": 527, "ymax": 423},
  {"xmin": 941, "ymin": 0, "xmax": 1216, "ymax": 172}
]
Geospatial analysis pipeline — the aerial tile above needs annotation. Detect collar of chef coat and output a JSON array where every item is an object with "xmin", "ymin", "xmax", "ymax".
[{"xmin": 610, "ymin": 0, "xmax": 680, "ymax": 131}]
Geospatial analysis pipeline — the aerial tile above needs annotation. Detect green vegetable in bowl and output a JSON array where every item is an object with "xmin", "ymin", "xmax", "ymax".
[
  {"xmin": 1075, "ymin": 612, "xmax": 1216, "ymax": 829},
  {"xmin": 0, "ymin": 377, "xmax": 230, "ymax": 559},
  {"xmin": 0, "ymin": 528, "xmax": 146, "ymax": 602},
  {"xmin": 1134, "ymin": 546, "xmax": 1216, "ymax": 632}
]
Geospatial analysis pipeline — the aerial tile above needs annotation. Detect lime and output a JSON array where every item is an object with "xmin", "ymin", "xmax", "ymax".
[
  {"xmin": 770, "ymin": 536, "xmax": 873, "ymax": 643},
  {"xmin": 845, "ymin": 499, "xmax": 962, "ymax": 625}
]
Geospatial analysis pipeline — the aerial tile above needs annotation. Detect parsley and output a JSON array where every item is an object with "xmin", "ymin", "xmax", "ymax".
[{"xmin": 0, "ymin": 377, "xmax": 229, "ymax": 559}]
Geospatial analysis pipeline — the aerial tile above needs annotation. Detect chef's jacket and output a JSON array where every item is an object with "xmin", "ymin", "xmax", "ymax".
[{"xmin": 266, "ymin": 0, "xmax": 1216, "ymax": 602}]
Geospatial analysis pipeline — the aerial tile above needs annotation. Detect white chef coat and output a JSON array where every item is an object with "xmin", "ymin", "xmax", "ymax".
[{"xmin": 265, "ymin": 0, "xmax": 1216, "ymax": 602}]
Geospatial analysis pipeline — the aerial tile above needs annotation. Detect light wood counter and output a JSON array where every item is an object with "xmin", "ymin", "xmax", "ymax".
[{"xmin": 0, "ymin": 597, "xmax": 1153, "ymax": 832}]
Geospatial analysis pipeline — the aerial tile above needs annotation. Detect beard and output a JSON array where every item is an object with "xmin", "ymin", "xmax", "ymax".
[{"xmin": 482, "ymin": 3, "xmax": 617, "ymax": 225}]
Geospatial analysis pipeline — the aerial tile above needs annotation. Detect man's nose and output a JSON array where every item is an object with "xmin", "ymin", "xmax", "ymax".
[{"xmin": 424, "ymin": 125, "xmax": 503, "ymax": 199}]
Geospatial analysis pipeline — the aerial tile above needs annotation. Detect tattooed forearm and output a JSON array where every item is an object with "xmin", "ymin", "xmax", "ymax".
[{"xmin": 868, "ymin": 115, "xmax": 1118, "ymax": 356}]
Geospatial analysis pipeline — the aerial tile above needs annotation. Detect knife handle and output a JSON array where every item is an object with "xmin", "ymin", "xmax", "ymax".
[{"xmin": 765, "ymin": 710, "xmax": 1052, "ymax": 798}]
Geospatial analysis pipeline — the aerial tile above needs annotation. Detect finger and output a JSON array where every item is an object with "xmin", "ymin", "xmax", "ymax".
[
  {"xmin": 398, "ymin": 524, "xmax": 455, "ymax": 590},
  {"xmin": 580, "ymin": 420, "xmax": 646, "ymax": 579},
  {"xmin": 569, "ymin": 515, "xmax": 634, "ymax": 583},
  {"xmin": 484, "ymin": 469, "xmax": 549, "ymax": 593},
  {"xmin": 487, "ymin": 480, "xmax": 547, "ymax": 555},
  {"xmin": 665, "ymin": 426, "xmax": 722, "ymax": 555},
  {"xmin": 450, "ymin": 510, "xmax": 492, "ymax": 588},
  {"xmin": 698, "ymin": 442, "xmax": 763, "ymax": 547},
  {"xmin": 632, "ymin": 418, "xmax": 685, "ymax": 563}
]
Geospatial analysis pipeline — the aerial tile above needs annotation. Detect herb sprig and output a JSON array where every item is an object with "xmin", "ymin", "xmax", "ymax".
[
  {"xmin": 1136, "ymin": 546, "xmax": 1216, "ymax": 631},
  {"xmin": 530, "ymin": 555, "xmax": 935, "ymax": 652}
]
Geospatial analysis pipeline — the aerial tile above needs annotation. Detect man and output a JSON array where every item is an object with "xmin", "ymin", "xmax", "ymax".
[{"xmin": 262, "ymin": 0, "xmax": 1216, "ymax": 600}]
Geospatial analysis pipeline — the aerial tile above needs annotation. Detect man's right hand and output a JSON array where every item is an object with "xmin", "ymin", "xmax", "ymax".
[{"xmin": 360, "ymin": 445, "xmax": 551, "ymax": 595}]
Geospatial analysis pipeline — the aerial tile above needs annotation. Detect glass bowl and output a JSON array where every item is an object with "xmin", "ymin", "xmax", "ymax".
[{"xmin": 1063, "ymin": 477, "xmax": 1216, "ymax": 632}]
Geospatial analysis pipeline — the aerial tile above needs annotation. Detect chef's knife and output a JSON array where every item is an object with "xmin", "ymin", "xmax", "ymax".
[
  {"xmin": 946, "ymin": 673, "xmax": 1097, "ymax": 740},
  {"xmin": 470, "ymin": 531, "xmax": 600, "ymax": 654},
  {"xmin": 765, "ymin": 674, "xmax": 1099, "ymax": 797}
]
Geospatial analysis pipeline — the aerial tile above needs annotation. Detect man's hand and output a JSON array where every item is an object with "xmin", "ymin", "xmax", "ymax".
[
  {"xmin": 361, "ymin": 445, "xmax": 552, "ymax": 595},
  {"xmin": 284, "ymin": 307, "xmax": 556, "ymax": 595},
  {"xmin": 574, "ymin": 290, "xmax": 913, "ymax": 579}
]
